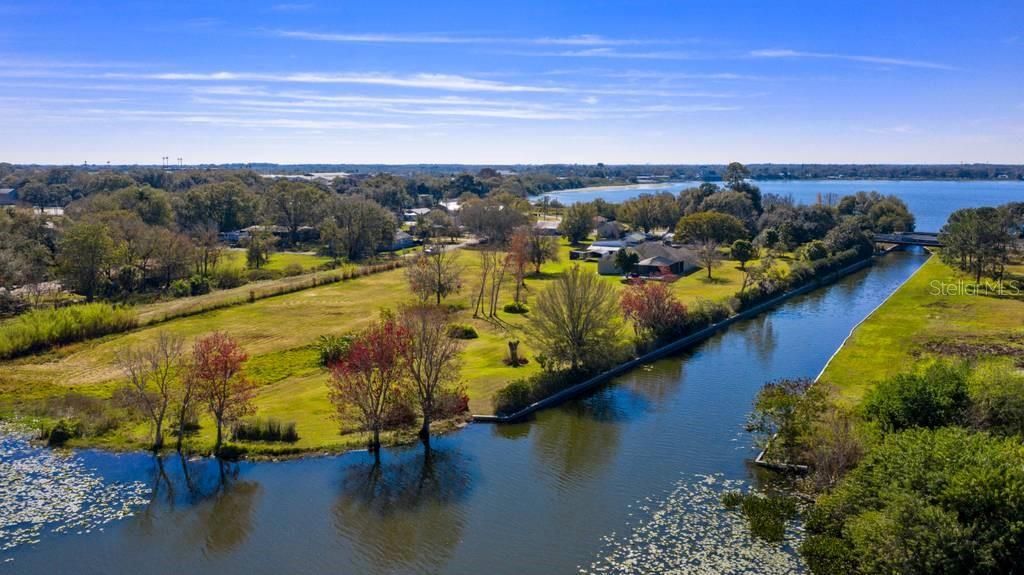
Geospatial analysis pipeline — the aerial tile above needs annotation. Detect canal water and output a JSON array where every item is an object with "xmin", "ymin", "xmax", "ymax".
[
  {"xmin": 540, "ymin": 179, "xmax": 1024, "ymax": 232},
  {"xmin": 0, "ymin": 250, "xmax": 929, "ymax": 574}
]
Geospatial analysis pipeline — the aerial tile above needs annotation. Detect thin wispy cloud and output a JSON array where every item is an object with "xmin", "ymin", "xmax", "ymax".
[
  {"xmin": 104, "ymin": 71, "xmax": 566, "ymax": 93},
  {"xmin": 750, "ymin": 49, "xmax": 954, "ymax": 70},
  {"xmin": 272, "ymin": 30, "xmax": 690, "ymax": 46},
  {"xmin": 519, "ymin": 47, "xmax": 701, "ymax": 60},
  {"xmin": 271, "ymin": 3, "xmax": 315, "ymax": 12}
]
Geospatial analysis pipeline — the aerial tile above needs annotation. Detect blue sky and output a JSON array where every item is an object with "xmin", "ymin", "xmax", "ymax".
[{"xmin": 0, "ymin": 0, "xmax": 1021, "ymax": 165}]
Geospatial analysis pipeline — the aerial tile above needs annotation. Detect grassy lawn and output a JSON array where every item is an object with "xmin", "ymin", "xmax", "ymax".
[
  {"xmin": 820, "ymin": 255, "xmax": 1024, "ymax": 404},
  {"xmin": 221, "ymin": 249, "xmax": 334, "ymax": 272},
  {"xmin": 0, "ymin": 238, "xmax": 783, "ymax": 454}
]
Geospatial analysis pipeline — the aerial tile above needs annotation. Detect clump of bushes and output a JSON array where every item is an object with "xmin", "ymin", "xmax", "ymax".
[
  {"xmin": 0, "ymin": 303, "xmax": 138, "ymax": 359},
  {"xmin": 427, "ymin": 387, "xmax": 471, "ymax": 420},
  {"xmin": 170, "ymin": 275, "xmax": 213, "ymax": 298},
  {"xmin": 246, "ymin": 268, "xmax": 281, "ymax": 282},
  {"xmin": 213, "ymin": 266, "xmax": 247, "ymax": 289},
  {"xmin": 42, "ymin": 418, "xmax": 83, "ymax": 446},
  {"xmin": 862, "ymin": 361, "xmax": 969, "ymax": 432},
  {"xmin": 446, "ymin": 324, "xmax": 478, "ymax": 339},
  {"xmin": 283, "ymin": 262, "xmax": 305, "ymax": 277},
  {"xmin": 492, "ymin": 370, "xmax": 585, "ymax": 416},
  {"xmin": 382, "ymin": 398, "xmax": 418, "ymax": 428},
  {"xmin": 723, "ymin": 492, "xmax": 799, "ymax": 542},
  {"xmin": 802, "ymin": 427, "xmax": 1024, "ymax": 574},
  {"xmin": 231, "ymin": 418, "xmax": 299, "ymax": 443},
  {"xmin": 316, "ymin": 334, "xmax": 353, "ymax": 367},
  {"xmin": 493, "ymin": 380, "xmax": 534, "ymax": 415},
  {"xmin": 503, "ymin": 302, "xmax": 529, "ymax": 314}
]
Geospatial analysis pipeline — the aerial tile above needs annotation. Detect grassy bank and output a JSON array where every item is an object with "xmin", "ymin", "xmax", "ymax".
[
  {"xmin": 820, "ymin": 255, "xmax": 1024, "ymax": 404},
  {"xmin": 0, "ymin": 240, "xmax": 787, "ymax": 454}
]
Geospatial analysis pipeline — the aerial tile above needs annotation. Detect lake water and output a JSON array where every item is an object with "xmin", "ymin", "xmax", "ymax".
[
  {"xmin": 0, "ymin": 250, "xmax": 930, "ymax": 574},
  {"xmin": 540, "ymin": 179, "xmax": 1024, "ymax": 232}
]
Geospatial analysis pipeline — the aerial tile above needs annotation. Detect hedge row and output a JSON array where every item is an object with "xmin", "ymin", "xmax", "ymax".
[{"xmin": 0, "ymin": 303, "xmax": 138, "ymax": 359}]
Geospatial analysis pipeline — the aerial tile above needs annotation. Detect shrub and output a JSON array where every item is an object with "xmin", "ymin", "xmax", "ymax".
[
  {"xmin": 382, "ymin": 397, "xmax": 417, "ymax": 428},
  {"xmin": 503, "ymin": 302, "xmax": 529, "ymax": 314},
  {"xmin": 282, "ymin": 262, "xmax": 304, "ymax": 277},
  {"xmin": 169, "ymin": 279, "xmax": 191, "ymax": 298},
  {"xmin": 246, "ymin": 268, "xmax": 281, "ymax": 282},
  {"xmin": 188, "ymin": 274, "xmax": 212, "ymax": 296},
  {"xmin": 493, "ymin": 379, "xmax": 535, "ymax": 415},
  {"xmin": 863, "ymin": 361, "xmax": 969, "ymax": 432},
  {"xmin": 43, "ymin": 418, "xmax": 83, "ymax": 446},
  {"xmin": 213, "ymin": 266, "xmax": 247, "ymax": 289},
  {"xmin": 721, "ymin": 491, "xmax": 744, "ymax": 508},
  {"xmin": 968, "ymin": 360, "xmax": 1024, "ymax": 436},
  {"xmin": 316, "ymin": 334, "xmax": 353, "ymax": 367},
  {"xmin": 231, "ymin": 418, "xmax": 299, "ymax": 443},
  {"xmin": 740, "ymin": 494, "xmax": 798, "ymax": 542},
  {"xmin": 802, "ymin": 428, "xmax": 1024, "ymax": 574},
  {"xmin": 798, "ymin": 240, "xmax": 829, "ymax": 261},
  {"xmin": 0, "ymin": 303, "xmax": 138, "ymax": 359},
  {"xmin": 432, "ymin": 387, "xmax": 471, "ymax": 419},
  {"xmin": 446, "ymin": 323, "xmax": 478, "ymax": 339}
]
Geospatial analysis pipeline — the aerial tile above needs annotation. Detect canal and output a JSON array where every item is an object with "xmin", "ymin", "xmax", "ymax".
[{"xmin": 1, "ymin": 250, "xmax": 928, "ymax": 574}]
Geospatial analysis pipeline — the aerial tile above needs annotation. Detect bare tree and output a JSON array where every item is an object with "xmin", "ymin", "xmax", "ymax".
[
  {"xmin": 115, "ymin": 332, "xmax": 185, "ymax": 450},
  {"xmin": 488, "ymin": 251, "xmax": 511, "ymax": 317},
  {"xmin": 695, "ymin": 240, "xmax": 723, "ymax": 279},
  {"xmin": 399, "ymin": 305, "xmax": 464, "ymax": 445},
  {"xmin": 473, "ymin": 249, "xmax": 497, "ymax": 318},
  {"xmin": 526, "ymin": 228, "xmax": 559, "ymax": 274},
  {"xmin": 175, "ymin": 360, "xmax": 201, "ymax": 453},
  {"xmin": 406, "ymin": 248, "xmax": 464, "ymax": 305}
]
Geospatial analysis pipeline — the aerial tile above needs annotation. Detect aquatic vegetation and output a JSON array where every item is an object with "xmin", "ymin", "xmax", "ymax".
[
  {"xmin": 0, "ymin": 422, "xmax": 149, "ymax": 555},
  {"xmin": 582, "ymin": 474, "xmax": 805, "ymax": 574}
]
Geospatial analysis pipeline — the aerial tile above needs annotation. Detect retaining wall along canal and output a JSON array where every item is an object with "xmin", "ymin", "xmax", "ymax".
[{"xmin": 473, "ymin": 256, "xmax": 875, "ymax": 423}]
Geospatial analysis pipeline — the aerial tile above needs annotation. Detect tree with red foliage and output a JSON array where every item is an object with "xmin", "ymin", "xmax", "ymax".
[
  {"xmin": 192, "ymin": 332, "xmax": 255, "ymax": 456},
  {"xmin": 620, "ymin": 280, "xmax": 688, "ymax": 342},
  {"xmin": 508, "ymin": 227, "xmax": 531, "ymax": 305},
  {"xmin": 327, "ymin": 314, "xmax": 410, "ymax": 454}
]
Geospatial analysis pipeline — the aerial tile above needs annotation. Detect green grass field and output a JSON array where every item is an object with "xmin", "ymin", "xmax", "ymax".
[
  {"xmin": 220, "ymin": 249, "xmax": 334, "ymax": 272},
  {"xmin": 0, "ymin": 240, "xmax": 784, "ymax": 454},
  {"xmin": 820, "ymin": 255, "xmax": 1024, "ymax": 404}
]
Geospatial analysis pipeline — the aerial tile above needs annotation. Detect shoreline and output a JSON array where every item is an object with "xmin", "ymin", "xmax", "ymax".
[{"xmin": 541, "ymin": 177, "xmax": 1024, "ymax": 196}]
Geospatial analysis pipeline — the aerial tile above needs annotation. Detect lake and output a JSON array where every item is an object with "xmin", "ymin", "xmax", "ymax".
[
  {"xmin": 0, "ymin": 251, "xmax": 930, "ymax": 574},
  {"xmin": 540, "ymin": 179, "xmax": 1024, "ymax": 232}
]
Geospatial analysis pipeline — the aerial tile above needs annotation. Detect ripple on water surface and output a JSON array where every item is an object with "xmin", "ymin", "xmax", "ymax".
[{"xmin": 0, "ymin": 422, "xmax": 150, "ymax": 558}]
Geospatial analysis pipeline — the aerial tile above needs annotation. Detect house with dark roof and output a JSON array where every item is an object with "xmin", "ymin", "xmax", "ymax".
[
  {"xmin": 386, "ymin": 230, "xmax": 416, "ymax": 251},
  {"xmin": 533, "ymin": 220, "xmax": 561, "ymax": 236},
  {"xmin": 0, "ymin": 188, "xmax": 17, "ymax": 207},
  {"xmin": 597, "ymin": 241, "xmax": 697, "ymax": 276}
]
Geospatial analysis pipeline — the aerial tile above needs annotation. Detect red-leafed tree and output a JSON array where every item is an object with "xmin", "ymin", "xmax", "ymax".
[
  {"xmin": 192, "ymin": 332, "xmax": 255, "ymax": 456},
  {"xmin": 328, "ymin": 314, "xmax": 410, "ymax": 453},
  {"xmin": 620, "ymin": 280, "xmax": 688, "ymax": 341},
  {"xmin": 508, "ymin": 227, "xmax": 531, "ymax": 305}
]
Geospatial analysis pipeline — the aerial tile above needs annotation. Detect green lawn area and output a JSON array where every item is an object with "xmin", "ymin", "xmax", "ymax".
[
  {"xmin": 220, "ymin": 249, "xmax": 334, "ymax": 272},
  {"xmin": 0, "ymin": 239, "xmax": 785, "ymax": 454},
  {"xmin": 820, "ymin": 255, "xmax": 1024, "ymax": 405}
]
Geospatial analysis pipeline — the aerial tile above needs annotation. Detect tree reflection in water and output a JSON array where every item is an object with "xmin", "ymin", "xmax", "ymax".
[
  {"xmin": 333, "ymin": 445, "xmax": 475, "ymax": 575},
  {"xmin": 128, "ymin": 455, "xmax": 261, "ymax": 555}
]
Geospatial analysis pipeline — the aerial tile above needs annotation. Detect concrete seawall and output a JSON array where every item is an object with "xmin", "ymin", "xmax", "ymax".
[{"xmin": 473, "ymin": 256, "xmax": 875, "ymax": 423}]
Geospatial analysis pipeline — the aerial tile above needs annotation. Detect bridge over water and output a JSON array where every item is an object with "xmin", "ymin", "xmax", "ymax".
[{"xmin": 874, "ymin": 231, "xmax": 943, "ymax": 247}]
